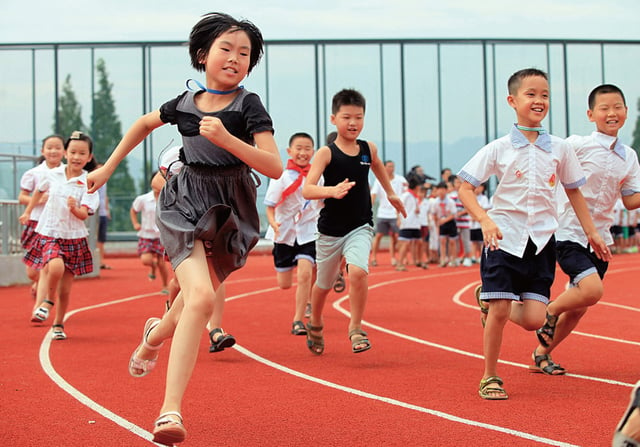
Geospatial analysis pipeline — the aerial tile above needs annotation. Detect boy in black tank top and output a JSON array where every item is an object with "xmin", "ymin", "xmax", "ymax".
[{"xmin": 302, "ymin": 89, "xmax": 406, "ymax": 354}]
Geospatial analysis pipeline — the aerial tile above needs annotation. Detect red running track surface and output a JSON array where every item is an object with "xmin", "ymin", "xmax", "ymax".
[{"xmin": 3, "ymin": 252, "xmax": 639, "ymax": 446}]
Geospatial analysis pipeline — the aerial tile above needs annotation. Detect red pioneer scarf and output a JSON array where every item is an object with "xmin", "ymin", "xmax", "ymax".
[{"xmin": 276, "ymin": 159, "xmax": 311, "ymax": 207}]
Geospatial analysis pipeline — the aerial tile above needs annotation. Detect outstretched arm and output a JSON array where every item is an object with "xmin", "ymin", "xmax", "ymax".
[
  {"xmin": 87, "ymin": 110, "xmax": 164, "ymax": 193},
  {"xmin": 302, "ymin": 146, "xmax": 355, "ymax": 200}
]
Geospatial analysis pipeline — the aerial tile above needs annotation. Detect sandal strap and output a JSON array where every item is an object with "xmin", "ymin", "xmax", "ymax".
[
  {"xmin": 306, "ymin": 322, "xmax": 324, "ymax": 332},
  {"xmin": 143, "ymin": 318, "xmax": 164, "ymax": 351},
  {"xmin": 349, "ymin": 328, "xmax": 368, "ymax": 338},
  {"xmin": 479, "ymin": 376, "xmax": 503, "ymax": 389},
  {"xmin": 52, "ymin": 324, "xmax": 64, "ymax": 329},
  {"xmin": 43, "ymin": 299, "xmax": 55, "ymax": 306},
  {"xmin": 155, "ymin": 411, "xmax": 183, "ymax": 426}
]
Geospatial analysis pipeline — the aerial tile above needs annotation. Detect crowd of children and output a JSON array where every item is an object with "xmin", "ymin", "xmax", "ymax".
[{"xmin": 14, "ymin": 11, "xmax": 640, "ymax": 446}]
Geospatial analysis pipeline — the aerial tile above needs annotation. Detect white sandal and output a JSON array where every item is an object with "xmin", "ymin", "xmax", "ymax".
[
  {"xmin": 31, "ymin": 299, "xmax": 54, "ymax": 323},
  {"xmin": 153, "ymin": 411, "xmax": 187, "ymax": 445},
  {"xmin": 128, "ymin": 317, "xmax": 164, "ymax": 378}
]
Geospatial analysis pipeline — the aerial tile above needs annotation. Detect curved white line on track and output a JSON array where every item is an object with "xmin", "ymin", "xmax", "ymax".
[
  {"xmin": 333, "ymin": 275, "xmax": 635, "ymax": 387},
  {"xmin": 40, "ymin": 267, "xmax": 636, "ymax": 446},
  {"xmin": 40, "ymin": 293, "xmax": 164, "ymax": 445},
  {"xmin": 233, "ymin": 344, "xmax": 579, "ymax": 447}
]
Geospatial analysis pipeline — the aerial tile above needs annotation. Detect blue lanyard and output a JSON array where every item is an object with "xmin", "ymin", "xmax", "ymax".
[
  {"xmin": 516, "ymin": 124, "xmax": 546, "ymax": 134},
  {"xmin": 186, "ymin": 79, "xmax": 244, "ymax": 95}
]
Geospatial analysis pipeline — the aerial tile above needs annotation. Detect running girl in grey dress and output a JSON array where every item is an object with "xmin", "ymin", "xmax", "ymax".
[{"xmin": 87, "ymin": 12, "xmax": 282, "ymax": 446}]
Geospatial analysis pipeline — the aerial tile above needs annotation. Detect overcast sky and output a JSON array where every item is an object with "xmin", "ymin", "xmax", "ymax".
[{"xmin": 3, "ymin": 0, "xmax": 640, "ymax": 43}]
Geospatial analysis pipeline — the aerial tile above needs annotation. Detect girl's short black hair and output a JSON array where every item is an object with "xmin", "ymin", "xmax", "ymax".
[{"xmin": 189, "ymin": 12, "xmax": 264, "ymax": 74}]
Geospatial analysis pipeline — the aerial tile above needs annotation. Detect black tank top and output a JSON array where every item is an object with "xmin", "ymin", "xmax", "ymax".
[{"xmin": 318, "ymin": 140, "xmax": 373, "ymax": 237}]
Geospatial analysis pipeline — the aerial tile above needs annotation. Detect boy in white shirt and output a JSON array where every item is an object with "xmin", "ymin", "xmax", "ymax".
[
  {"xmin": 264, "ymin": 132, "xmax": 322, "ymax": 335},
  {"xmin": 395, "ymin": 175, "xmax": 423, "ymax": 271},
  {"xmin": 530, "ymin": 84, "xmax": 640, "ymax": 375},
  {"xmin": 457, "ymin": 68, "xmax": 610, "ymax": 400}
]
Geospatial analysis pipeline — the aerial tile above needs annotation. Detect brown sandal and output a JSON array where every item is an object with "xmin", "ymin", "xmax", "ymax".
[{"xmin": 306, "ymin": 323, "xmax": 324, "ymax": 355}]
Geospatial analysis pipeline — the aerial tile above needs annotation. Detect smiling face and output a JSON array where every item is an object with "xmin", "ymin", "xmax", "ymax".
[
  {"xmin": 202, "ymin": 30, "xmax": 252, "ymax": 90},
  {"xmin": 64, "ymin": 139, "xmax": 93, "ymax": 176},
  {"xmin": 41, "ymin": 136, "xmax": 65, "ymax": 168},
  {"xmin": 287, "ymin": 136, "xmax": 315, "ymax": 168},
  {"xmin": 588, "ymin": 91, "xmax": 627, "ymax": 137},
  {"xmin": 507, "ymin": 75, "xmax": 550, "ymax": 128},
  {"xmin": 330, "ymin": 104, "xmax": 365, "ymax": 141}
]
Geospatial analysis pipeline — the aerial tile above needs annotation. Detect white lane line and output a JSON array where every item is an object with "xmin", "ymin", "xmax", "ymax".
[
  {"xmin": 233, "ymin": 344, "xmax": 580, "ymax": 447},
  {"xmin": 39, "ymin": 293, "xmax": 164, "ymax": 445},
  {"xmin": 332, "ymin": 277, "xmax": 634, "ymax": 387}
]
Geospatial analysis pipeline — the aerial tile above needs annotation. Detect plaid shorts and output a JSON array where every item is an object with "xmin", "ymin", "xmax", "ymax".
[
  {"xmin": 137, "ymin": 237, "xmax": 165, "ymax": 256},
  {"xmin": 27, "ymin": 236, "xmax": 94, "ymax": 276},
  {"xmin": 21, "ymin": 220, "xmax": 38, "ymax": 250}
]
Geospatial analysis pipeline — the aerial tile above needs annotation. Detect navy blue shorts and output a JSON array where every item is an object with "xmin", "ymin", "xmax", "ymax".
[
  {"xmin": 470, "ymin": 228, "xmax": 483, "ymax": 242},
  {"xmin": 375, "ymin": 217, "xmax": 399, "ymax": 235},
  {"xmin": 398, "ymin": 228, "xmax": 421, "ymax": 241},
  {"xmin": 556, "ymin": 240, "xmax": 608, "ymax": 285},
  {"xmin": 479, "ymin": 237, "xmax": 555, "ymax": 304},
  {"xmin": 272, "ymin": 240, "xmax": 316, "ymax": 271},
  {"xmin": 439, "ymin": 220, "xmax": 458, "ymax": 238}
]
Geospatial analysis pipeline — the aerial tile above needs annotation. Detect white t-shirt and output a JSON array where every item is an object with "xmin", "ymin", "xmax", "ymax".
[
  {"xmin": 371, "ymin": 173, "xmax": 407, "ymax": 219},
  {"xmin": 132, "ymin": 191, "xmax": 161, "ymax": 239},
  {"xmin": 35, "ymin": 165, "xmax": 100, "ymax": 239},
  {"xmin": 263, "ymin": 167, "xmax": 322, "ymax": 246},
  {"xmin": 458, "ymin": 125, "xmax": 585, "ymax": 257},
  {"xmin": 20, "ymin": 161, "xmax": 64, "ymax": 221}
]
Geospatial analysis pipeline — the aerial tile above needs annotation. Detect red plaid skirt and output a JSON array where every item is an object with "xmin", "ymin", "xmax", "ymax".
[
  {"xmin": 21, "ymin": 220, "xmax": 39, "ymax": 250},
  {"xmin": 137, "ymin": 237, "xmax": 165, "ymax": 256},
  {"xmin": 24, "ymin": 236, "xmax": 93, "ymax": 276}
]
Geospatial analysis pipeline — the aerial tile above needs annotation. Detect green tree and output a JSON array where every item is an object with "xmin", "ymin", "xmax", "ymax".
[
  {"xmin": 91, "ymin": 58, "xmax": 137, "ymax": 232},
  {"xmin": 632, "ymin": 97, "xmax": 640, "ymax": 157},
  {"xmin": 55, "ymin": 74, "xmax": 86, "ymax": 137}
]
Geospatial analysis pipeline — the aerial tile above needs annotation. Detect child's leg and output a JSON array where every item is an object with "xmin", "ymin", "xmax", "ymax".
[
  {"xmin": 309, "ymin": 284, "xmax": 330, "ymax": 329},
  {"xmin": 294, "ymin": 259, "xmax": 314, "ymax": 322},
  {"xmin": 155, "ymin": 254, "xmax": 170, "ymax": 289},
  {"xmin": 140, "ymin": 252, "xmax": 155, "ymax": 278},
  {"xmin": 346, "ymin": 265, "xmax": 368, "ymax": 334},
  {"xmin": 206, "ymin": 282, "xmax": 227, "ymax": 330},
  {"xmin": 396, "ymin": 240, "xmax": 408, "ymax": 267},
  {"xmin": 439, "ymin": 237, "xmax": 447, "ymax": 265},
  {"xmin": 32, "ymin": 267, "xmax": 49, "ymax": 312},
  {"xmin": 159, "ymin": 241, "xmax": 216, "ymax": 416},
  {"xmin": 482, "ymin": 299, "xmax": 510, "ymax": 394},
  {"xmin": 276, "ymin": 270, "xmax": 293, "ymax": 290},
  {"xmin": 46, "ymin": 258, "xmax": 66, "ymax": 306},
  {"xmin": 53, "ymin": 269, "xmax": 74, "ymax": 326},
  {"xmin": 508, "ymin": 299, "xmax": 546, "ymax": 331},
  {"xmin": 389, "ymin": 232, "xmax": 399, "ymax": 264},
  {"xmin": 547, "ymin": 274, "xmax": 603, "ymax": 316},
  {"xmin": 448, "ymin": 238, "xmax": 457, "ymax": 265}
]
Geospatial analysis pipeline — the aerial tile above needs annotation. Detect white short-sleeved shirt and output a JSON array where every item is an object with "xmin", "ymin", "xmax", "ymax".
[
  {"xmin": 159, "ymin": 146, "xmax": 183, "ymax": 177},
  {"xmin": 398, "ymin": 190, "xmax": 421, "ymax": 230},
  {"xmin": 263, "ymin": 168, "xmax": 322, "ymax": 246},
  {"xmin": 20, "ymin": 161, "xmax": 63, "ymax": 221},
  {"xmin": 35, "ymin": 166, "xmax": 100, "ymax": 239},
  {"xmin": 132, "ymin": 191, "xmax": 161, "ymax": 239},
  {"xmin": 458, "ymin": 125, "xmax": 586, "ymax": 257},
  {"xmin": 429, "ymin": 196, "xmax": 457, "ymax": 220},
  {"xmin": 371, "ymin": 173, "xmax": 407, "ymax": 219},
  {"xmin": 418, "ymin": 196, "xmax": 430, "ymax": 227},
  {"xmin": 556, "ymin": 132, "xmax": 640, "ymax": 247}
]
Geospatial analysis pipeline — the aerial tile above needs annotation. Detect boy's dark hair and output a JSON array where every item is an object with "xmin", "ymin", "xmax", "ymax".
[
  {"xmin": 331, "ymin": 89, "xmax": 366, "ymax": 115},
  {"xmin": 66, "ymin": 130, "xmax": 97, "ymax": 172},
  {"xmin": 289, "ymin": 132, "xmax": 314, "ymax": 147},
  {"xmin": 326, "ymin": 131, "xmax": 337, "ymax": 145},
  {"xmin": 447, "ymin": 174, "xmax": 457, "ymax": 184},
  {"xmin": 189, "ymin": 12, "xmax": 264, "ymax": 74},
  {"xmin": 407, "ymin": 175, "xmax": 422, "ymax": 190},
  {"xmin": 435, "ymin": 181, "xmax": 448, "ymax": 190},
  {"xmin": 507, "ymin": 68, "xmax": 548, "ymax": 95},
  {"xmin": 588, "ymin": 84, "xmax": 626, "ymax": 109}
]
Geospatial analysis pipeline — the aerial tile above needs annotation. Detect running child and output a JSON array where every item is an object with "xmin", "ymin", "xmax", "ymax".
[
  {"xmin": 87, "ymin": 13, "xmax": 282, "ymax": 446},
  {"xmin": 19, "ymin": 134, "xmax": 65, "ymax": 307},
  {"xmin": 264, "ymin": 132, "xmax": 321, "ymax": 335},
  {"xmin": 19, "ymin": 131, "xmax": 99, "ymax": 340},
  {"xmin": 457, "ymin": 68, "xmax": 610, "ymax": 400},
  {"xmin": 395, "ymin": 174, "xmax": 423, "ymax": 271},
  {"xmin": 302, "ymin": 88, "xmax": 406, "ymax": 354},
  {"xmin": 130, "ymin": 173, "xmax": 170, "ymax": 293},
  {"xmin": 530, "ymin": 84, "xmax": 640, "ymax": 375}
]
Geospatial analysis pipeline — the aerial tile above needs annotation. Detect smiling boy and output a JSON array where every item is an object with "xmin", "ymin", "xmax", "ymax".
[
  {"xmin": 457, "ymin": 68, "xmax": 610, "ymax": 400},
  {"xmin": 530, "ymin": 84, "xmax": 640, "ymax": 375}
]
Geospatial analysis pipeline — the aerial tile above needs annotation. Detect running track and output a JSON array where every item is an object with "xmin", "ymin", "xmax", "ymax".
[{"xmin": 3, "ymin": 252, "xmax": 639, "ymax": 446}]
